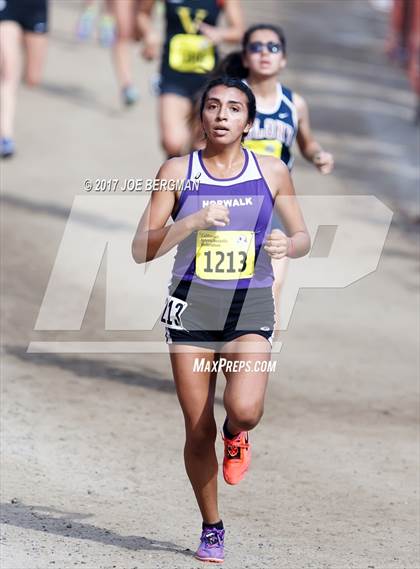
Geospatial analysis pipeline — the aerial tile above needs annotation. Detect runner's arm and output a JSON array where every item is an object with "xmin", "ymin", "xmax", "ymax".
[
  {"xmin": 259, "ymin": 157, "xmax": 310, "ymax": 259},
  {"xmin": 199, "ymin": 0, "xmax": 244, "ymax": 45},
  {"xmin": 137, "ymin": 0, "xmax": 160, "ymax": 60},
  {"xmin": 132, "ymin": 159, "xmax": 230, "ymax": 263},
  {"xmin": 294, "ymin": 92, "xmax": 334, "ymax": 174},
  {"xmin": 132, "ymin": 160, "xmax": 191, "ymax": 263}
]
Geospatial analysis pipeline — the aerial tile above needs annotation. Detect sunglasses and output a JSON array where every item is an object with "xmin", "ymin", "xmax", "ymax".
[{"xmin": 247, "ymin": 41, "xmax": 283, "ymax": 54}]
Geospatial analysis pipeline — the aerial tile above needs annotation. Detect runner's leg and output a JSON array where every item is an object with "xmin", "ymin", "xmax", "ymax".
[
  {"xmin": 169, "ymin": 345, "xmax": 220, "ymax": 524},
  {"xmin": 111, "ymin": 0, "xmax": 135, "ymax": 90},
  {"xmin": 0, "ymin": 21, "xmax": 22, "ymax": 141},
  {"xmin": 159, "ymin": 94, "xmax": 193, "ymax": 157},
  {"xmin": 222, "ymin": 334, "xmax": 271, "ymax": 434},
  {"xmin": 23, "ymin": 31, "xmax": 48, "ymax": 86}
]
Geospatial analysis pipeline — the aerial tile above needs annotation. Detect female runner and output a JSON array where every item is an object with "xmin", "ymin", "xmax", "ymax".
[
  {"xmin": 132, "ymin": 76, "xmax": 310, "ymax": 563},
  {"xmin": 217, "ymin": 23, "xmax": 334, "ymax": 327},
  {"xmin": 0, "ymin": 0, "xmax": 49, "ymax": 157},
  {"xmin": 78, "ymin": 0, "xmax": 151, "ymax": 106},
  {"xmin": 137, "ymin": 0, "xmax": 244, "ymax": 157},
  {"xmin": 109, "ymin": 0, "xmax": 145, "ymax": 106}
]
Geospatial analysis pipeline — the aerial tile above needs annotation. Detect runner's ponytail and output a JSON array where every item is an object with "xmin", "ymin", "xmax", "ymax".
[{"xmin": 214, "ymin": 51, "xmax": 248, "ymax": 79}]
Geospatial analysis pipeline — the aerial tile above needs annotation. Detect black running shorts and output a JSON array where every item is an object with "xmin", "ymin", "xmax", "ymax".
[
  {"xmin": 158, "ymin": 73, "xmax": 209, "ymax": 101},
  {"xmin": 162, "ymin": 279, "xmax": 274, "ymax": 350},
  {"xmin": 0, "ymin": 0, "xmax": 48, "ymax": 34}
]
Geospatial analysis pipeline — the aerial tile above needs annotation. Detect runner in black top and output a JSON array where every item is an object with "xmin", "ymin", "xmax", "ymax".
[{"xmin": 137, "ymin": 0, "xmax": 244, "ymax": 157}]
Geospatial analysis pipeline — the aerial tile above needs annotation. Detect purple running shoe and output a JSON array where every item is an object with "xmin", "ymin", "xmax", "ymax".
[{"xmin": 195, "ymin": 527, "xmax": 225, "ymax": 564}]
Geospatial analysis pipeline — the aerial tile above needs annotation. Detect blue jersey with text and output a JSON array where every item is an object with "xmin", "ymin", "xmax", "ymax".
[{"xmin": 244, "ymin": 83, "xmax": 298, "ymax": 170}]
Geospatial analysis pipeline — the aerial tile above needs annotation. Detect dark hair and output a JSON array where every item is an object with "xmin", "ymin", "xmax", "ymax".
[
  {"xmin": 242, "ymin": 24, "xmax": 286, "ymax": 55},
  {"xmin": 215, "ymin": 23, "xmax": 287, "ymax": 79},
  {"xmin": 199, "ymin": 75, "xmax": 256, "ymax": 123}
]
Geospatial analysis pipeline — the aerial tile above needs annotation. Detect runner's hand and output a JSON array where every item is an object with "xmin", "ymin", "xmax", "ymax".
[
  {"xmin": 191, "ymin": 204, "xmax": 230, "ymax": 230},
  {"xmin": 264, "ymin": 229, "xmax": 289, "ymax": 259},
  {"xmin": 141, "ymin": 31, "xmax": 160, "ymax": 60},
  {"xmin": 313, "ymin": 151, "xmax": 334, "ymax": 174},
  {"xmin": 198, "ymin": 22, "xmax": 223, "ymax": 45}
]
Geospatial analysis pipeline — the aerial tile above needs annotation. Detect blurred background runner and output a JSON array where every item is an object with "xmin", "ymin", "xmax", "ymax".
[{"xmin": 0, "ymin": 0, "xmax": 49, "ymax": 157}]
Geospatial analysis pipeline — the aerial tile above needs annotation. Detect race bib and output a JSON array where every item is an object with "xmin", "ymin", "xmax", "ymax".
[
  {"xmin": 195, "ymin": 230, "xmax": 255, "ymax": 280},
  {"xmin": 169, "ymin": 34, "xmax": 215, "ymax": 74},
  {"xmin": 243, "ymin": 139, "xmax": 282, "ymax": 158},
  {"xmin": 161, "ymin": 295, "xmax": 188, "ymax": 330}
]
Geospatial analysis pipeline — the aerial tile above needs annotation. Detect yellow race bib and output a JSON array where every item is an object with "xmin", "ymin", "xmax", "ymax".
[
  {"xmin": 169, "ymin": 34, "xmax": 215, "ymax": 74},
  {"xmin": 195, "ymin": 230, "xmax": 255, "ymax": 280},
  {"xmin": 243, "ymin": 139, "xmax": 282, "ymax": 158}
]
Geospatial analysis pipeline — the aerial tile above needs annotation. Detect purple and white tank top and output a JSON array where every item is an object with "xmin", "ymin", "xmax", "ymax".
[{"xmin": 171, "ymin": 148, "xmax": 274, "ymax": 289}]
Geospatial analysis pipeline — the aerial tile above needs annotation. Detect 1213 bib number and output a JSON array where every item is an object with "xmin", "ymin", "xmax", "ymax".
[{"xmin": 195, "ymin": 230, "xmax": 255, "ymax": 280}]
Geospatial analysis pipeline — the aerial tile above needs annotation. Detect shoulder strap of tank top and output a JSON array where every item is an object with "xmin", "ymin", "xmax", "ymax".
[
  {"xmin": 172, "ymin": 152, "xmax": 194, "ymax": 218},
  {"xmin": 190, "ymin": 150, "xmax": 203, "ymax": 180},
  {"xmin": 247, "ymin": 149, "xmax": 270, "ymax": 185},
  {"xmin": 281, "ymin": 85, "xmax": 293, "ymax": 103},
  {"xmin": 279, "ymin": 83, "xmax": 298, "ymax": 131}
]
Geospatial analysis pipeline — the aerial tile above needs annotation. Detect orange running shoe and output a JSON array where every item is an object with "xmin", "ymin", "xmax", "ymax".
[{"xmin": 222, "ymin": 430, "xmax": 251, "ymax": 485}]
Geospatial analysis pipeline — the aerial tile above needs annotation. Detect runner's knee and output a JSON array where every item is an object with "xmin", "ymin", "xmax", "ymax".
[
  {"xmin": 227, "ymin": 404, "xmax": 263, "ymax": 432},
  {"xmin": 115, "ymin": 29, "xmax": 132, "ymax": 42},
  {"xmin": 185, "ymin": 421, "xmax": 217, "ymax": 454},
  {"xmin": 24, "ymin": 72, "xmax": 41, "ymax": 87},
  {"xmin": 161, "ymin": 134, "xmax": 185, "ymax": 158},
  {"xmin": 1, "ymin": 60, "xmax": 17, "ymax": 83}
]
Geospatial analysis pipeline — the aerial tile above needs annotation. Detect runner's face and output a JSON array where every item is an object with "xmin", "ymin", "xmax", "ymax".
[
  {"xmin": 243, "ymin": 29, "xmax": 286, "ymax": 78},
  {"xmin": 202, "ymin": 86, "xmax": 252, "ymax": 145}
]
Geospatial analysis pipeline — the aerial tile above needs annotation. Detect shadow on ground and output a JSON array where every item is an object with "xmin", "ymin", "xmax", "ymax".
[
  {"xmin": 1, "ymin": 501, "xmax": 193, "ymax": 558},
  {"xmin": 0, "ymin": 193, "xmax": 132, "ymax": 231},
  {"xmin": 5, "ymin": 345, "xmax": 224, "ymax": 406},
  {"xmin": 39, "ymin": 81, "xmax": 118, "ymax": 117}
]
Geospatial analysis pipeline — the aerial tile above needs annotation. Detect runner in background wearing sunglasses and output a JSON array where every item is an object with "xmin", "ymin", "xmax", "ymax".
[{"xmin": 217, "ymin": 24, "xmax": 334, "ymax": 330}]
